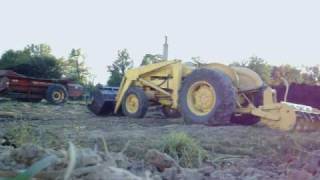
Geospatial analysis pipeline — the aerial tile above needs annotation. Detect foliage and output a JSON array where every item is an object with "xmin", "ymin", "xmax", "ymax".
[
  {"xmin": 0, "ymin": 45, "xmax": 92, "ymax": 83},
  {"xmin": 13, "ymin": 56, "xmax": 63, "ymax": 79},
  {"xmin": 25, "ymin": 44, "xmax": 52, "ymax": 56},
  {"xmin": 140, "ymin": 54, "xmax": 164, "ymax": 66},
  {"xmin": 0, "ymin": 44, "xmax": 63, "ymax": 79},
  {"xmin": 62, "ymin": 48, "xmax": 90, "ymax": 84},
  {"xmin": 107, "ymin": 49, "xmax": 133, "ymax": 86},
  {"xmin": 159, "ymin": 132, "xmax": 207, "ymax": 168},
  {"xmin": 301, "ymin": 65, "xmax": 320, "ymax": 85},
  {"xmin": 0, "ymin": 50, "xmax": 31, "ymax": 68},
  {"xmin": 6, "ymin": 122, "xmax": 38, "ymax": 146},
  {"xmin": 271, "ymin": 65, "xmax": 303, "ymax": 85},
  {"xmin": 231, "ymin": 56, "xmax": 272, "ymax": 83},
  {"xmin": 230, "ymin": 56, "xmax": 320, "ymax": 85},
  {"xmin": 191, "ymin": 56, "xmax": 202, "ymax": 64},
  {"xmin": 81, "ymin": 81, "xmax": 96, "ymax": 99}
]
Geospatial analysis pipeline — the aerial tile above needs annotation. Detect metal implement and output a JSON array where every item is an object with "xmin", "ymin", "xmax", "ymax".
[
  {"xmin": 0, "ymin": 70, "xmax": 83, "ymax": 104},
  {"xmin": 284, "ymin": 102, "xmax": 320, "ymax": 132},
  {"xmin": 91, "ymin": 60, "xmax": 320, "ymax": 132},
  {"xmin": 88, "ymin": 86, "xmax": 119, "ymax": 115}
]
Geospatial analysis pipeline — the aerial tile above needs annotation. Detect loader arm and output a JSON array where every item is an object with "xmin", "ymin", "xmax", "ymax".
[{"xmin": 114, "ymin": 60, "xmax": 181, "ymax": 113}]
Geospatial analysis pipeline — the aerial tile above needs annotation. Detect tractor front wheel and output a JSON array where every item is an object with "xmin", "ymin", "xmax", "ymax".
[
  {"xmin": 122, "ymin": 87, "xmax": 149, "ymax": 118},
  {"xmin": 46, "ymin": 84, "xmax": 68, "ymax": 105}
]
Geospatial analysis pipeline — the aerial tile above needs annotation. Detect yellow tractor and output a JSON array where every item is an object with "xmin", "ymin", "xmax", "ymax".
[{"xmin": 98, "ymin": 60, "xmax": 320, "ymax": 131}]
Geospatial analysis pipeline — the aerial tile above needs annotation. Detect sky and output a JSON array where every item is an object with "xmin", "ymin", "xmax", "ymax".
[{"xmin": 0, "ymin": 0, "xmax": 319, "ymax": 83}]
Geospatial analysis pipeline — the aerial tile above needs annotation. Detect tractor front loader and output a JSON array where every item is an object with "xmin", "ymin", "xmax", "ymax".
[{"xmin": 96, "ymin": 60, "xmax": 320, "ymax": 132}]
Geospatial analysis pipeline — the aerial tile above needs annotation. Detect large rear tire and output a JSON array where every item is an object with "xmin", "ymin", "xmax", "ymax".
[
  {"xmin": 179, "ymin": 69, "xmax": 236, "ymax": 125},
  {"xmin": 122, "ymin": 87, "xmax": 149, "ymax": 118},
  {"xmin": 46, "ymin": 84, "xmax": 68, "ymax": 105}
]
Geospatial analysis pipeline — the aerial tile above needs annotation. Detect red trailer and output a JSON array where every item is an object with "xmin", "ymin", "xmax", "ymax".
[{"xmin": 0, "ymin": 70, "xmax": 83, "ymax": 104}]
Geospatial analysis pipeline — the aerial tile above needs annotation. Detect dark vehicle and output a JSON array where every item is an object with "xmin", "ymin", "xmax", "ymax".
[
  {"xmin": 88, "ymin": 86, "xmax": 119, "ymax": 115},
  {"xmin": 273, "ymin": 83, "xmax": 320, "ymax": 109},
  {"xmin": 0, "ymin": 70, "xmax": 83, "ymax": 104}
]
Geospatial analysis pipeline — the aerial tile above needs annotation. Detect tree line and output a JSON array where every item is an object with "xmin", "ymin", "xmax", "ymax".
[
  {"xmin": 107, "ymin": 50, "xmax": 320, "ymax": 87},
  {"xmin": 230, "ymin": 56, "xmax": 320, "ymax": 86},
  {"xmin": 0, "ymin": 45, "xmax": 318, "ymax": 88}
]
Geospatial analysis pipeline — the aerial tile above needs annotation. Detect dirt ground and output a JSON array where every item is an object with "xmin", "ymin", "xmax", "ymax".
[{"xmin": 1, "ymin": 99, "xmax": 320, "ymax": 179}]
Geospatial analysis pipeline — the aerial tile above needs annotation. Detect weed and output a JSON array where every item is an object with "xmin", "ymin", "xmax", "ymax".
[
  {"xmin": 159, "ymin": 132, "xmax": 208, "ymax": 168},
  {"xmin": 6, "ymin": 122, "xmax": 38, "ymax": 146}
]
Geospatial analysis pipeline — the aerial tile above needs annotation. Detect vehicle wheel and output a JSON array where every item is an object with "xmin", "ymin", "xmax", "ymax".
[
  {"xmin": 121, "ymin": 87, "xmax": 149, "ymax": 118},
  {"xmin": 46, "ymin": 84, "xmax": 68, "ymax": 104},
  {"xmin": 179, "ymin": 68, "xmax": 236, "ymax": 125},
  {"xmin": 162, "ymin": 106, "xmax": 181, "ymax": 118}
]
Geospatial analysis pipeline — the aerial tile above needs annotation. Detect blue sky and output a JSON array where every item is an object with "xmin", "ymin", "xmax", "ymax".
[{"xmin": 0, "ymin": 0, "xmax": 319, "ymax": 83}]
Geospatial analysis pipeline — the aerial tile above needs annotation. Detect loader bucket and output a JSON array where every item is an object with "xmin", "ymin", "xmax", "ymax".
[{"xmin": 88, "ymin": 86, "xmax": 119, "ymax": 115}]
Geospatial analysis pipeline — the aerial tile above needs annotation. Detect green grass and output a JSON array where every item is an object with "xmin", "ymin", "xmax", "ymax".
[
  {"xmin": 6, "ymin": 122, "xmax": 38, "ymax": 146},
  {"xmin": 159, "ymin": 132, "xmax": 208, "ymax": 168}
]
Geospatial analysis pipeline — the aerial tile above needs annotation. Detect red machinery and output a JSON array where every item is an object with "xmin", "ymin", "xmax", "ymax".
[{"xmin": 0, "ymin": 70, "xmax": 83, "ymax": 104}]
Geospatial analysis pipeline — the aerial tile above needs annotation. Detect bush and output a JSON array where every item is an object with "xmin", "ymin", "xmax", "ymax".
[
  {"xmin": 10, "ymin": 56, "xmax": 63, "ymax": 79},
  {"xmin": 159, "ymin": 132, "xmax": 207, "ymax": 168},
  {"xmin": 0, "ymin": 45, "xmax": 63, "ymax": 79},
  {"xmin": 6, "ymin": 122, "xmax": 38, "ymax": 146}
]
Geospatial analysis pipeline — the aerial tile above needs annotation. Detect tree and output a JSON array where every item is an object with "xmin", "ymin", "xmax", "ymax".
[
  {"xmin": 140, "ymin": 54, "xmax": 164, "ymax": 66},
  {"xmin": 107, "ymin": 49, "xmax": 133, "ymax": 86},
  {"xmin": 231, "ymin": 56, "xmax": 272, "ymax": 83},
  {"xmin": 271, "ymin": 65, "xmax": 303, "ymax": 85},
  {"xmin": 25, "ymin": 44, "xmax": 52, "ymax": 56},
  {"xmin": 11, "ymin": 56, "xmax": 63, "ymax": 78},
  {"xmin": 191, "ymin": 56, "xmax": 202, "ymax": 64},
  {"xmin": 0, "ymin": 49, "xmax": 31, "ymax": 68},
  {"xmin": 0, "ymin": 44, "xmax": 63, "ymax": 79},
  {"xmin": 62, "ymin": 48, "xmax": 90, "ymax": 84},
  {"xmin": 301, "ymin": 65, "xmax": 320, "ymax": 85}
]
